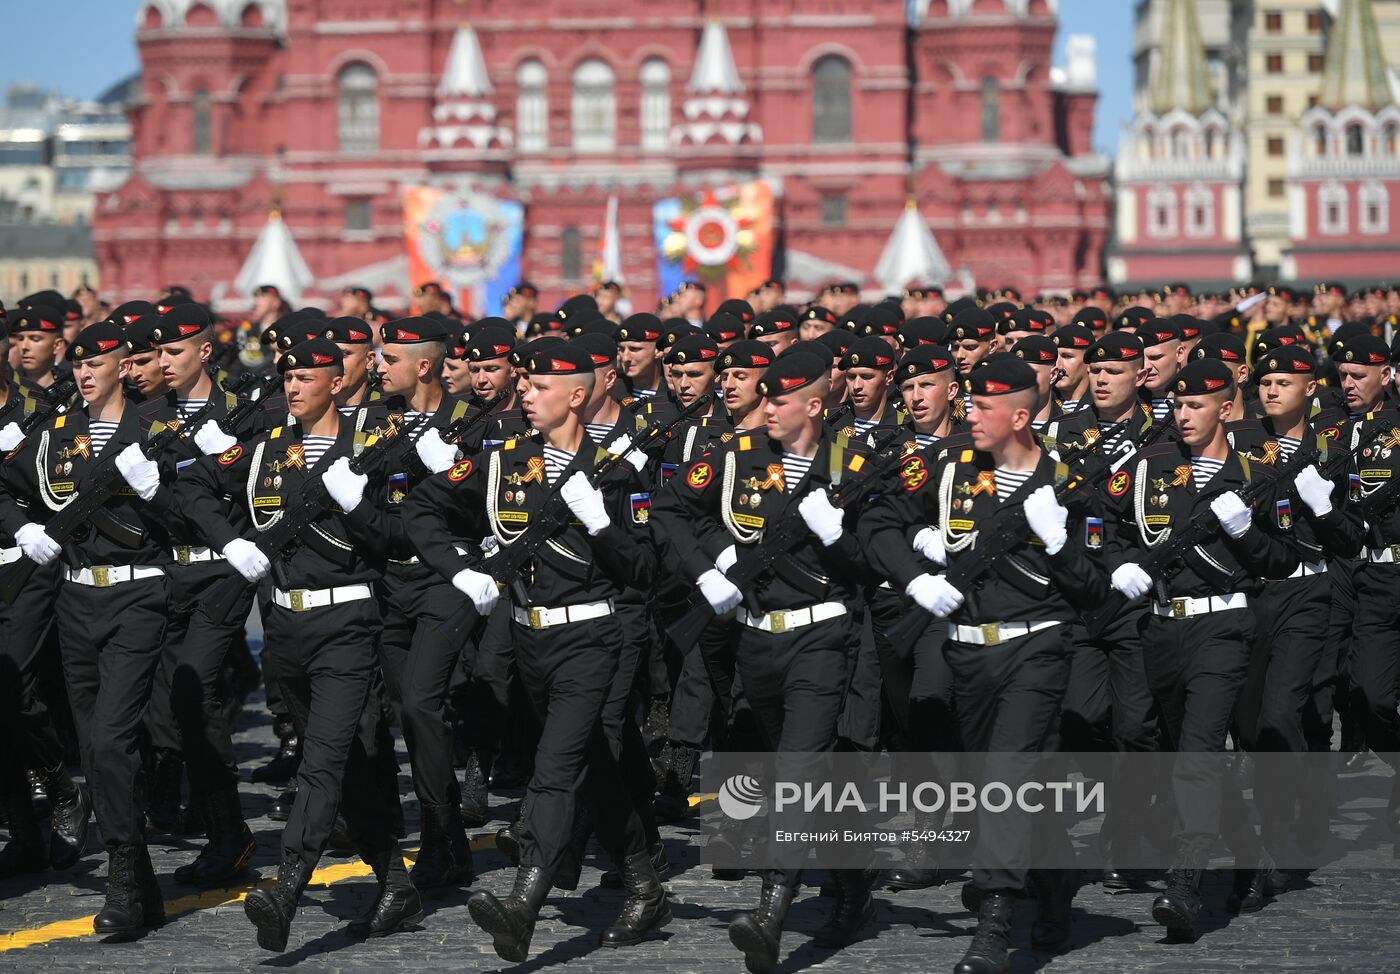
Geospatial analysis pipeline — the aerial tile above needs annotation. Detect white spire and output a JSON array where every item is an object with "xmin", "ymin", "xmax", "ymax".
[
  {"xmin": 688, "ymin": 21, "xmax": 743, "ymax": 94},
  {"xmin": 234, "ymin": 210, "xmax": 315, "ymax": 307},
  {"xmin": 438, "ymin": 24, "xmax": 494, "ymax": 98},
  {"xmin": 874, "ymin": 201, "xmax": 951, "ymax": 293}
]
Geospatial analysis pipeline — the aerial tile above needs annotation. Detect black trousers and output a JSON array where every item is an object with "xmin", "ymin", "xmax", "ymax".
[
  {"xmin": 0, "ymin": 561, "xmax": 65, "ymax": 775},
  {"xmin": 837, "ymin": 598, "xmax": 885, "ymax": 750},
  {"xmin": 513, "ymin": 613, "xmax": 648, "ymax": 879},
  {"xmin": 55, "ymin": 574, "xmax": 169, "ymax": 850},
  {"xmin": 736, "ymin": 611, "xmax": 856, "ymax": 890},
  {"xmin": 262, "ymin": 598, "xmax": 403, "ymax": 866},
  {"xmin": 1351, "ymin": 562, "xmax": 1400, "ymax": 762},
  {"xmin": 1139, "ymin": 607, "xmax": 1254, "ymax": 845},
  {"xmin": 1306, "ymin": 561, "xmax": 1357, "ymax": 751},
  {"xmin": 601, "ymin": 602, "xmax": 662, "ymax": 838},
  {"xmin": 946, "ymin": 624, "xmax": 1071, "ymax": 892}
]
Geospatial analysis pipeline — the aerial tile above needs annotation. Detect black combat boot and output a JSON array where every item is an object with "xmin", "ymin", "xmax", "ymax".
[
  {"xmin": 1028, "ymin": 868, "xmax": 1076, "ymax": 950},
  {"xmin": 0, "ymin": 766, "xmax": 47, "ymax": 878},
  {"xmin": 459, "ymin": 752, "xmax": 490, "ymax": 828},
  {"xmin": 94, "ymin": 843, "xmax": 164, "ymax": 939},
  {"xmin": 174, "ymin": 785, "xmax": 255, "ymax": 887},
  {"xmin": 953, "ymin": 889, "xmax": 1016, "ymax": 974},
  {"xmin": 644, "ymin": 695, "xmax": 670, "ymax": 754},
  {"xmin": 268, "ymin": 780, "xmax": 296, "ymax": 822},
  {"xmin": 467, "ymin": 863, "xmax": 552, "ymax": 963},
  {"xmin": 251, "ymin": 723, "xmax": 300, "ymax": 785},
  {"xmin": 653, "ymin": 743, "xmax": 700, "ymax": 824},
  {"xmin": 40, "ymin": 763, "xmax": 89, "ymax": 870},
  {"xmin": 601, "ymin": 838, "xmax": 669, "ymax": 889},
  {"xmin": 813, "ymin": 868, "xmax": 877, "ymax": 948},
  {"xmin": 599, "ymin": 846, "xmax": 672, "ymax": 947},
  {"xmin": 1151, "ymin": 844, "xmax": 1206, "ymax": 942},
  {"xmin": 146, "ymin": 749, "xmax": 184, "ymax": 835},
  {"xmin": 244, "ymin": 853, "xmax": 313, "ymax": 952},
  {"xmin": 410, "ymin": 801, "xmax": 474, "ymax": 890},
  {"xmin": 349, "ymin": 848, "xmax": 424, "ymax": 939},
  {"xmin": 495, "ymin": 793, "xmax": 529, "ymax": 866},
  {"xmin": 728, "ymin": 877, "xmax": 794, "ymax": 974}
]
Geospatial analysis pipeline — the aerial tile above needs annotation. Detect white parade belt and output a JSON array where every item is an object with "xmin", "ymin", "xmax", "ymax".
[
  {"xmin": 737, "ymin": 601, "xmax": 846, "ymax": 633},
  {"xmin": 511, "ymin": 599, "xmax": 614, "ymax": 630},
  {"xmin": 1150, "ymin": 593, "xmax": 1248, "ymax": 618},
  {"xmin": 271, "ymin": 583, "xmax": 374, "ymax": 611},
  {"xmin": 949, "ymin": 620, "xmax": 1059, "ymax": 646},
  {"xmin": 66, "ymin": 564, "xmax": 165, "ymax": 588}
]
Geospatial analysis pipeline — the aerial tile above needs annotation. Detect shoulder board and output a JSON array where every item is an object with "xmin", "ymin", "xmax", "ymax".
[
  {"xmin": 224, "ymin": 389, "xmax": 238, "ymax": 410},
  {"xmin": 504, "ymin": 436, "xmax": 519, "ymax": 450},
  {"xmin": 620, "ymin": 396, "xmax": 636, "ymax": 408},
  {"xmin": 847, "ymin": 452, "xmax": 867, "ymax": 473},
  {"xmin": 595, "ymin": 446, "xmax": 612, "ymax": 465},
  {"xmin": 54, "ymin": 414, "xmax": 67, "ymax": 429},
  {"xmin": 450, "ymin": 398, "xmax": 470, "ymax": 422},
  {"xmin": 149, "ymin": 419, "xmax": 171, "ymax": 437},
  {"xmin": 959, "ymin": 449, "xmax": 974, "ymax": 462},
  {"xmin": 1238, "ymin": 454, "xmax": 1252, "ymax": 482},
  {"xmin": 736, "ymin": 435, "xmax": 755, "ymax": 451},
  {"xmin": 270, "ymin": 426, "xmax": 284, "ymax": 439},
  {"xmin": 1053, "ymin": 461, "xmax": 1071, "ymax": 485},
  {"xmin": 834, "ymin": 430, "xmax": 851, "ymax": 448}
]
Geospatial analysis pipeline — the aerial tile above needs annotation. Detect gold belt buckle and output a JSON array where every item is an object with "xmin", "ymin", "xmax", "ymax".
[
  {"xmin": 92, "ymin": 566, "xmax": 110, "ymax": 588},
  {"xmin": 528, "ymin": 607, "xmax": 544, "ymax": 630},
  {"xmin": 1171, "ymin": 597, "xmax": 1187, "ymax": 619},
  {"xmin": 769, "ymin": 610, "xmax": 788, "ymax": 634},
  {"xmin": 289, "ymin": 590, "xmax": 305, "ymax": 611},
  {"xmin": 175, "ymin": 546, "xmax": 191, "ymax": 565},
  {"xmin": 979, "ymin": 622, "xmax": 1001, "ymax": 646},
  {"xmin": 1391, "ymin": 545, "xmax": 1400, "ymax": 562}
]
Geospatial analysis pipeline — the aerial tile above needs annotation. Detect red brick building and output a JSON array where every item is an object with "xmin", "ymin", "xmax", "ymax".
[{"xmin": 95, "ymin": 0, "xmax": 1109, "ymax": 312}]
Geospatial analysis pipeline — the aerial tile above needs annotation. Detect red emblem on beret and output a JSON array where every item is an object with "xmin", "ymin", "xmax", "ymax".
[
  {"xmin": 983, "ymin": 380, "xmax": 1010, "ymax": 393},
  {"xmin": 779, "ymin": 376, "xmax": 806, "ymax": 390},
  {"xmin": 549, "ymin": 358, "xmax": 577, "ymax": 372},
  {"xmin": 397, "ymin": 330, "xmax": 421, "ymax": 341},
  {"xmin": 311, "ymin": 353, "xmax": 333, "ymax": 365},
  {"xmin": 350, "ymin": 329, "xmax": 369, "ymax": 341},
  {"xmin": 96, "ymin": 339, "xmax": 120, "ymax": 352},
  {"xmin": 178, "ymin": 323, "xmax": 202, "ymax": 336},
  {"xmin": 1203, "ymin": 377, "xmax": 1226, "ymax": 390}
]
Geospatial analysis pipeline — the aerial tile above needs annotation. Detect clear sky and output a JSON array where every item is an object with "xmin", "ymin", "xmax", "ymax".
[{"xmin": 1, "ymin": 0, "xmax": 1135, "ymax": 153}]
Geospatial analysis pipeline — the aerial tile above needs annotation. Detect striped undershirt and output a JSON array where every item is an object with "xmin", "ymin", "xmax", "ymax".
[
  {"xmin": 1097, "ymin": 421, "xmax": 1132, "ymax": 457},
  {"xmin": 176, "ymin": 398, "xmax": 207, "ymax": 421},
  {"xmin": 1031, "ymin": 419, "xmax": 1048, "ymax": 433},
  {"xmin": 301, "ymin": 435, "xmax": 335, "ymax": 469},
  {"xmin": 994, "ymin": 467, "xmax": 1034, "ymax": 500},
  {"xmin": 1276, "ymin": 435, "xmax": 1301, "ymax": 460},
  {"xmin": 853, "ymin": 417, "xmax": 879, "ymax": 435},
  {"xmin": 914, "ymin": 433, "xmax": 936, "ymax": 449},
  {"xmin": 337, "ymin": 405, "xmax": 358, "ymax": 417},
  {"xmin": 87, "ymin": 420, "xmax": 119, "ymax": 456},
  {"xmin": 631, "ymin": 387, "xmax": 657, "ymax": 399},
  {"xmin": 781, "ymin": 452, "xmax": 814, "ymax": 488},
  {"xmin": 585, "ymin": 422, "xmax": 614, "ymax": 445},
  {"xmin": 1060, "ymin": 399, "xmax": 1082, "ymax": 412},
  {"xmin": 543, "ymin": 445, "xmax": 574, "ymax": 485},
  {"xmin": 1151, "ymin": 398, "xmax": 1172, "ymax": 421},
  {"xmin": 1191, "ymin": 455, "xmax": 1225, "ymax": 490}
]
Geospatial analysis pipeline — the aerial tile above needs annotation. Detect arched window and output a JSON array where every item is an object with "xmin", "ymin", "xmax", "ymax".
[
  {"xmin": 1204, "ymin": 127, "xmax": 1218, "ymax": 160},
  {"xmin": 1314, "ymin": 125, "xmax": 1329, "ymax": 157},
  {"xmin": 1170, "ymin": 127, "xmax": 1190, "ymax": 160},
  {"xmin": 337, "ymin": 63, "xmax": 379, "ymax": 154},
  {"xmin": 812, "ymin": 56, "xmax": 852, "ymax": 144},
  {"xmin": 980, "ymin": 77, "xmax": 1000, "ymax": 142},
  {"xmin": 639, "ymin": 58, "xmax": 671, "ymax": 152},
  {"xmin": 516, "ymin": 59, "xmax": 548, "ymax": 153},
  {"xmin": 1346, "ymin": 122, "xmax": 1365, "ymax": 157},
  {"xmin": 1360, "ymin": 181, "xmax": 1389, "ymax": 235},
  {"xmin": 192, "ymin": 88, "xmax": 211, "ymax": 154},
  {"xmin": 1319, "ymin": 181, "xmax": 1349, "ymax": 235},
  {"xmin": 1184, "ymin": 183, "xmax": 1215, "ymax": 237},
  {"xmin": 1147, "ymin": 186, "xmax": 1178, "ymax": 238},
  {"xmin": 572, "ymin": 59, "xmax": 616, "ymax": 153},
  {"xmin": 1383, "ymin": 123, "xmax": 1399, "ymax": 156},
  {"xmin": 561, "ymin": 226, "xmax": 582, "ymax": 281}
]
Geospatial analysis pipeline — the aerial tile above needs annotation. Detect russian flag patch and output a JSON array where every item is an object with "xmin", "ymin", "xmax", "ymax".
[
  {"xmin": 630, "ymin": 492, "xmax": 652, "ymax": 524},
  {"xmin": 1085, "ymin": 516, "xmax": 1104, "ymax": 550}
]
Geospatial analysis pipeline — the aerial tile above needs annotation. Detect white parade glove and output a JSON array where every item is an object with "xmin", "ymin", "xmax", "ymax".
[
  {"xmin": 697, "ymin": 568, "xmax": 742, "ymax": 614},
  {"xmin": 716, "ymin": 544, "xmax": 738, "ymax": 575},
  {"xmin": 0, "ymin": 422, "xmax": 23, "ymax": 452},
  {"xmin": 1110, "ymin": 562, "xmax": 1153, "ymax": 599},
  {"xmin": 798, "ymin": 488, "xmax": 844, "ymax": 546},
  {"xmin": 605, "ymin": 434, "xmax": 649, "ymax": 474},
  {"xmin": 115, "ymin": 443, "xmax": 160, "ymax": 501},
  {"xmin": 415, "ymin": 427, "xmax": 458, "ymax": 474},
  {"xmin": 1023, "ymin": 484, "xmax": 1069, "ymax": 555},
  {"xmin": 1294, "ymin": 465, "xmax": 1334, "ymax": 518},
  {"xmin": 221, "ymin": 538, "xmax": 270, "ymax": 583},
  {"xmin": 15, "ymin": 522, "xmax": 60, "ymax": 565},
  {"xmin": 452, "ymin": 568, "xmax": 500, "ymax": 615},
  {"xmin": 912, "ymin": 526, "xmax": 946, "ymax": 566},
  {"xmin": 904, "ymin": 573, "xmax": 964, "ymax": 617},
  {"xmin": 1211, "ymin": 491, "xmax": 1252, "ymax": 539},
  {"xmin": 192, "ymin": 419, "xmax": 238, "ymax": 457},
  {"xmin": 561, "ymin": 471, "xmax": 609, "ymax": 535},
  {"xmin": 322, "ymin": 456, "xmax": 368, "ymax": 513}
]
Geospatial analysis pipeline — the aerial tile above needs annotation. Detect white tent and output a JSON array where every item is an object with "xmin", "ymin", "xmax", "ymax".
[{"xmin": 233, "ymin": 210, "xmax": 315, "ymax": 307}]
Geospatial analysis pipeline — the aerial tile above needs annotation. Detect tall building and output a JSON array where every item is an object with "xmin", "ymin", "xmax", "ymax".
[
  {"xmin": 94, "ymin": 0, "xmax": 1108, "ymax": 312},
  {"xmin": 1110, "ymin": 0, "xmax": 1251, "ymax": 286}
]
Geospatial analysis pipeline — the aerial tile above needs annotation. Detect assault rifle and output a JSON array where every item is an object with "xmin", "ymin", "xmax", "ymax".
[
  {"xmin": 0, "ymin": 377, "xmax": 80, "ymax": 453},
  {"xmin": 663, "ymin": 428, "xmax": 910, "ymax": 655},
  {"xmin": 436, "ymin": 394, "xmax": 713, "ymax": 639}
]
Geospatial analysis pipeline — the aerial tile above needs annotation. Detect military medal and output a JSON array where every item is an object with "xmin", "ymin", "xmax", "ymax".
[
  {"xmin": 274, "ymin": 474, "xmax": 283, "ymax": 489},
  {"xmin": 505, "ymin": 490, "xmax": 515, "ymax": 503}
]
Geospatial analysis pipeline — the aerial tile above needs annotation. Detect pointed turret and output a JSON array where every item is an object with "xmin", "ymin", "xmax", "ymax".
[
  {"xmin": 438, "ymin": 22, "xmax": 494, "ymax": 98},
  {"xmin": 874, "ymin": 199, "xmax": 951, "ymax": 293},
  {"xmin": 420, "ymin": 24, "xmax": 512, "ymax": 151},
  {"xmin": 671, "ymin": 21, "xmax": 761, "ymax": 148},
  {"xmin": 1150, "ymin": 0, "xmax": 1211, "ymax": 115},
  {"xmin": 233, "ymin": 209, "xmax": 314, "ymax": 307},
  {"xmin": 1319, "ymin": 0, "xmax": 1393, "ymax": 111},
  {"xmin": 688, "ymin": 21, "xmax": 743, "ymax": 95}
]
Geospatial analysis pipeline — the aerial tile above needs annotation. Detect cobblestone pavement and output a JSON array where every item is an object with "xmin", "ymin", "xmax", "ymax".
[{"xmin": 5, "ymin": 690, "xmax": 1400, "ymax": 972}]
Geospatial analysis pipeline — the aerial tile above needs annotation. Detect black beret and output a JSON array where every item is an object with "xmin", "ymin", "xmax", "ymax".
[
  {"xmin": 380, "ymin": 315, "xmax": 449, "ymax": 345},
  {"xmin": 447, "ymin": 325, "xmax": 470, "ymax": 360},
  {"xmin": 342, "ymin": 285, "xmax": 372, "ymax": 301},
  {"xmin": 664, "ymin": 333, "xmax": 721, "ymax": 366},
  {"xmin": 465, "ymin": 327, "xmax": 518, "ymax": 362},
  {"xmin": 897, "ymin": 316, "xmax": 949, "ymax": 348},
  {"xmin": 510, "ymin": 335, "xmax": 566, "ymax": 369},
  {"xmin": 704, "ymin": 312, "xmax": 745, "ymax": 344},
  {"xmin": 263, "ymin": 310, "xmax": 315, "ymax": 349},
  {"xmin": 781, "ymin": 340, "xmax": 835, "ymax": 370},
  {"xmin": 1212, "ymin": 309, "xmax": 1244, "ymax": 332},
  {"xmin": 572, "ymin": 318, "xmax": 618, "ymax": 340},
  {"xmin": 277, "ymin": 321, "xmax": 325, "ymax": 352},
  {"xmin": 321, "ymin": 317, "xmax": 376, "ymax": 344},
  {"xmin": 107, "ymin": 300, "xmax": 157, "ymax": 327},
  {"xmin": 660, "ymin": 320, "xmax": 700, "ymax": 351},
  {"xmin": 124, "ymin": 314, "xmax": 162, "ymax": 354},
  {"xmin": 1072, "ymin": 307, "xmax": 1108, "ymax": 329},
  {"xmin": 526, "ymin": 313, "xmax": 562, "ymax": 337},
  {"xmin": 1255, "ymin": 324, "xmax": 1306, "ymax": 358},
  {"xmin": 1138, "ymin": 318, "xmax": 1182, "ymax": 348},
  {"xmin": 1315, "ymin": 281, "xmax": 1347, "ymax": 296},
  {"xmin": 897, "ymin": 344, "xmax": 955, "ymax": 381},
  {"xmin": 1012, "ymin": 335, "xmax": 1059, "ymax": 365},
  {"xmin": 9, "ymin": 305, "xmax": 64, "ymax": 334},
  {"xmin": 617, "ymin": 313, "xmax": 663, "ymax": 343},
  {"xmin": 838, "ymin": 305, "xmax": 870, "ymax": 332},
  {"xmin": 1171, "ymin": 314, "xmax": 1205, "ymax": 341},
  {"xmin": 1189, "ymin": 333, "xmax": 1247, "ymax": 364},
  {"xmin": 985, "ymin": 302, "xmax": 1018, "ymax": 324},
  {"xmin": 1051, "ymin": 324, "xmax": 1094, "ymax": 350},
  {"xmin": 1254, "ymin": 345, "xmax": 1317, "ymax": 378},
  {"xmin": 527, "ymin": 343, "xmax": 594, "ymax": 375},
  {"xmin": 715, "ymin": 299, "xmax": 755, "ymax": 324},
  {"xmin": 64, "ymin": 299, "xmax": 81, "ymax": 322},
  {"xmin": 1335, "ymin": 334, "xmax": 1389, "ymax": 366},
  {"xmin": 1268, "ymin": 284, "xmax": 1299, "ymax": 301},
  {"xmin": 756, "ymin": 351, "xmax": 827, "ymax": 398},
  {"xmin": 1163, "ymin": 281, "xmax": 1192, "ymax": 297},
  {"xmin": 949, "ymin": 308, "xmax": 996, "ymax": 342},
  {"xmin": 1173, "ymin": 359, "xmax": 1234, "ymax": 396},
  {"xmin": 941, "ymin": 296, "xmax": 977, "ymax": 324},
  {"xmin": 508, "ymin": 280, "xmax": 540, "ymax": 299},
  {"xmin": 859, "ymin": 304, "xmax": 903, "ymax": 337},
  {"xmin": 20, "ymin": 289, "xmax": 66, "ymax": 314},
  {"xmin": 717, "ymin": 340, "xmax": 775, "ymax": 372},
  {"xmin": 466, "ymin": 316, "xmax": 514, "ymax": 338},
  {"xmin": 574, "ymin": 331, "xmax": 619, "ymax": 367},
  {"xmin": 840, "ymin": 336, "xmax": 897, "ymax": 370},
  {"xmin": 149, "ymin": 303, "xmax": 213, "ymax": 344},
  {"xmin": 754, "ymin": 310, "xmax": 803, "ymax": 336},
  {"xmin": 815, "ymin": 329, "xmax": 854, "ymax": 358},
  {"xmin": 1088, "ymin": 332, "xmax": 1144, "ymax": 362},
  {"xmin": 296, "ymin": 306, "xmax": 327, "ymax": 319},
  {"xmin": 67, "ymin": 321, "xmax": 128, "ymax": 362},
  {"xmin": 1114, "ymin": 305, "xmax": 1155, "ymax": 331},
  {"xmin": 965, "ymin": 354, "xmax": 1036, "ymax": 396},
  {"xmin": 823, "ymin": 281, "xmax": 859, "ymax": 296},
  {"xmin": 554, "ymin": 294, "xmax": 598, "ymax": 323},
  {"xmin": 278, "ymin": 338, "xmax": 343, "ymax": 374},
  {"xmin": 998, "ymin": 307, "xmax": 1041, "ymax": 336}
]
